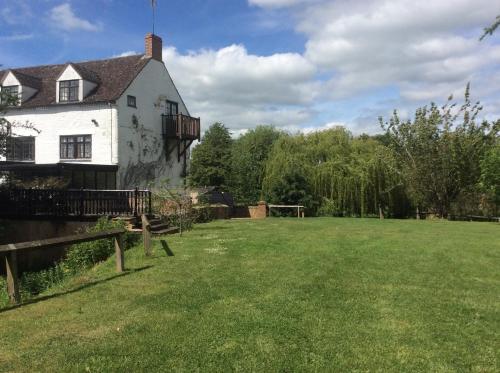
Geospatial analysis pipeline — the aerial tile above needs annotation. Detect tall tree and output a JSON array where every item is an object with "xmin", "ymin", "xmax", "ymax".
[
  {"xmin": 262, "ymin": 127, "xmax": 404, "ymax": 216},
  {"xmin": 380, "ymin": 86, "xmax": 498, "ymax": 217},
  {"xmin": 480, "ymin": 144, "xmax": 500, "ymax": 209},
  {"xmin": 229, "ymin": 125, "xmax": 282, "ymax": 204},
  {"xmin": 189, "ymin": 122, "xmax": 232, "ymax": 188}
]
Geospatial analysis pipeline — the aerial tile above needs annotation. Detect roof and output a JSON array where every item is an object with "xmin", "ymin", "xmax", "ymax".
[
  {"xmin": 3, "ymin": 70, "xmax": 42, "ymax": 90},
  {"xmin": 0, "ymin": 54, "xmax": 151, "ymax": 109}
]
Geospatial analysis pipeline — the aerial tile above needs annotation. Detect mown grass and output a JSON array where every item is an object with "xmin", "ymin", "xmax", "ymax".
[{"xmin": 0, "ymin": 218, "xmax": 499, "ymax": 372}]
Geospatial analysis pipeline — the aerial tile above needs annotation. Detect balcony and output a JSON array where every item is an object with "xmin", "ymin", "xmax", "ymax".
[{"xmin": 162, "ymin": 114, "xmax": 200, "ymax": 141}]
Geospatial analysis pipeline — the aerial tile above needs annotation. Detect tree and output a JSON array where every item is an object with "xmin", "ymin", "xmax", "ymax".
[
  {"xmin": 262, "ymin": 127, "xmax": 405, "ymax": 216},
  {"xmin": 0, "ymin": 89, "xmax": 18, "ymax": 158},
  {"xmin": 189, "ymin": 122, "xmax": 232, "ymax": 188},
  {"xmin": 480, "ymin": 15, "xmax": 500, "ymax": 40},
  {"xmin": 0, "ymin": 88, "xmax": 38, "ymax": 159},
  {"xmin": 380, "ymin": 85, "xmax": 498, "ymax": 217},
  {"xmin": 480, "ymin": 144, "xmax": 500, "ymax": 208},
  {"xmin": 229, "ymin": 125, "xmax": 282, "ymax": 204}
]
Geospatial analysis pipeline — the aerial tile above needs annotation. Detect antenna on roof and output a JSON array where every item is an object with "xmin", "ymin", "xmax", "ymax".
[{"xmin": 151, "ymin": 0, "xmax": 157, "ymax": 34}]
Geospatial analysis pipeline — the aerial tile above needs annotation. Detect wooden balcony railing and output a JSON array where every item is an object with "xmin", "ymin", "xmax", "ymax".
[
  {"xmin": 0, "ymin": 188, "xmax": 152, "ymax": 218},
  {"xmin": 162, "ymin": 114, "xmax": 201, "ymax": 140}
]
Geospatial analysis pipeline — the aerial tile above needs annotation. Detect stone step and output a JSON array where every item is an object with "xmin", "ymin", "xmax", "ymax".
[{"xmin": 150, "ymin": 222, "xmax": 169, "ymax": 231}]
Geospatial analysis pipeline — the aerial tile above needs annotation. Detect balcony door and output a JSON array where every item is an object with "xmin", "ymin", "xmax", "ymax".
[{"xmin": 165, "ymin": 100, "xmax": 178, "ymax": 116}]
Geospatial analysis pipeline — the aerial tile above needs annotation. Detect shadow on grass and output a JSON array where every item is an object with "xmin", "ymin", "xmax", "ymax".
[
  {"xmin": 0, "ymin": 265, "xmax": 153, "ymax": 314},
  {"xmin": 160, "ymin": 240, "xmax": 175, "ymax": 256},
  {"xmin": 195, "ymin": 225, "xmax": 233, "ymax": 230}
]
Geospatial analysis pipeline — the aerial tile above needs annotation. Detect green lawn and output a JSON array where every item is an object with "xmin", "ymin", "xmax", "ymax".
[{"xmin": 0, "ymin": 218, "xmax": 499, "ymax": 372}]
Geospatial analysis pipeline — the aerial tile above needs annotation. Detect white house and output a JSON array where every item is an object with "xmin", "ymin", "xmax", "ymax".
[{"xmin": 0, "ymin": 33, "xmax": 200, "ymax": 189}]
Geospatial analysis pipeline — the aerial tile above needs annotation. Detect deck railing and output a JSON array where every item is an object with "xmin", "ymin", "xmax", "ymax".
[
  {"xmin": 162, "ymin": 114, "xmax": 201, "ymax": 140},
  {"xmin": 0, "ymin": 188, "xmax": 152, "ymax": 218}
]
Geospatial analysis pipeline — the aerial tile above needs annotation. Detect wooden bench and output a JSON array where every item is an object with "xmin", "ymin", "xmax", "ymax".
[
  {"xmin": 0, "ymin": 227, "xmax": 126, "ymax": 305},
  {"xmin": 268, "ymin": 204, "xmax": 305, "ymax": 218}
]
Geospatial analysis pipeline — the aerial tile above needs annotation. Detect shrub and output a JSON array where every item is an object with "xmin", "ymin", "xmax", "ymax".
[
  {"xmin": 0, "ymin": 217, "xmax": 134, "ymax": 306},
  {"xmin": 64, "ymin": 217, "xmax": 131, "ymax": 274}
]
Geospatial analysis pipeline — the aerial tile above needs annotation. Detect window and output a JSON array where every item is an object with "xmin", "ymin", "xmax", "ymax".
[
  {"xmin": 1, "ymin": 86, "xmax": 19, "ymax": 105},
  {"xmin": 70, "ymin": 170, "xmax": 116, "ymax": 189},
  {"xmin": 60, "ymin": 135, "xmax": 91, "ymax": 159},
  {"xmin": 127, "ymin": 95, "xmax": 137, "ymax": 108},
  {"xmin": 59, "ymin": 80, "xmax": 79, "ymax": 102},
  {"xmin": 166, "ymin": 100, "xmax": 178, "ymax": 116},
  {"xmin": 6, "ymin": 136, "xmax": 35, "ymax": 161}
]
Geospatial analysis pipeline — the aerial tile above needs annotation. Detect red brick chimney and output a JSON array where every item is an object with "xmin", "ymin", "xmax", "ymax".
[{"xmin": 145, "ymin": 33, "xmax": 162, "ymax": 61}]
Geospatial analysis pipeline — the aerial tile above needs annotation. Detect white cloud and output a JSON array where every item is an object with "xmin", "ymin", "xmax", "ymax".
[
  {"xmin": 49, "ymin": 3, "xmax": 102, "ymax": 32},
  {"xmin": 248, "ymin": 0, "xmax": 310, "ymax": 9},
  {"xmin": 289, "ymin": 121, "xmax": 347, "ymax": 134},
  {"xmin": 170, "ymin": 0, "xmax": 500, "ymax": 135},
  {"xmin": 113, "ymin": 51, "xmax": 138, "ymax": 58},
  {"xmin": 298, "ymin": 0, "xmax": 500, "ymax": 102},
  {"xmin": 0, "ymin": 34, "xmax": 34, "ymax": 42},
  {"xmin": 1, "ymin": 1, "xmax": 33, "ymax": 25},
  {"xmin": 163, "ymin": 44, "xmax": 319, "ymax": 131}
]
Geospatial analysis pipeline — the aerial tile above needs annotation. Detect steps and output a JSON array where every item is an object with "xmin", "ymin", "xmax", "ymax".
[
  {"xmin": 148, "ymin": 218, "xmax": 179, "ymax": 235},
  {"xmin": 113, "ymin": 215, "xmax": 178, "ymax": 235}
]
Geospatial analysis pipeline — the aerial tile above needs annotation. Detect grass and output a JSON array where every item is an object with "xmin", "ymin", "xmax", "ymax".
[{"xmin": 0, "ymin": 218, "xmax": 499, "ymax": 372}]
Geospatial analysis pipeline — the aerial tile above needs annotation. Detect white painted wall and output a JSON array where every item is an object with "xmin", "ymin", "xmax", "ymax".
[
  {"xmin": 116, "ymin": 58, "xmax": 191, "ymax": 189},
  {"xmin": 21, "ymin": 86, "xmax": 37, "ymax": 102},
  {"xmin": 1, "ymin": 103, "xmax": 118, "ymax": 165},
  {"xmin": 1, "ymin": 71, "xmax": 20, "ymax": 87}
]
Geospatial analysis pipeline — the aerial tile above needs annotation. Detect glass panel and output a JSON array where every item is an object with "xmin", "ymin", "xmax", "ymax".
[
  {"xmin": 106, "ymin": 172, "xmax": 116, "ymax": 189},
  {"xmin": 84, "ymin": 171, "xmax": 95, "ymax": 189},
  {"xmin": 96, "ymin": 171, "xmax": 106, "ymax": 190},
  {"xmin": 77, "ymin": 143, "xmax": 84, "ymax": 158},
  {"xmin": 59, "ymin": 80, "xmax": 79, "ymax": 101},
  {"xmin": 6, "ymin": 136, "xmax": 34, "ymax": 161},
  {"xmin": 73, "ymin": 171, "xmax": 84, "ymax": 188}
]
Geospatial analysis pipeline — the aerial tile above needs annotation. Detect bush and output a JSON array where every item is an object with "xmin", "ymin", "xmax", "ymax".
[
  {"xmin": 64, "ymin": 217, "xmax": 131, "ymax": 274},
  {"xmin": 0, "ymin": 217, "xmax": 134, "ymax": 305}
]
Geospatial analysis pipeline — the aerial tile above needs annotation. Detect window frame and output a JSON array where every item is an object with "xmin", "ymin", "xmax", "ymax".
[
  {"xmin": 166, "ymin": 100, "xmax": 178, "ymax": 116},
  {"xmin": 59, "ymin": 80, "xmax": 80, "ymax": 102},
  {"xmin": 1, "ymin": 85, "xmax": 20, "ymax": 105},
  {"xmin": 60, "ymin": 135, "xmax": 92, "ymax": 160},
  {"xmin": 127, "ymin": 95, "xmax": 137, "ymax": 108},
  {"xmin": 6, "ymin": 136, "xmax": 35, "ymax": 162}
]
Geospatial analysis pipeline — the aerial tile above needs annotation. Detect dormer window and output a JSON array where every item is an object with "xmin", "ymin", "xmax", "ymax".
[
  {"xmin": 59, "ymin": 80, "xmax": 79, "ymax": 102},
  {"xmin": 1, "ymin": 85, "xmax": 19, "ymax": 105}
]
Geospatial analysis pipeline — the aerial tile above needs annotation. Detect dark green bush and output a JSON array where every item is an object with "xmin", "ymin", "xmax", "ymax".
[
  {"xmin": 0, "ymin": 217, "xmax": 136, "ymax": 305},
  {"xmin": 64, "ymin": 217, "xmax": 132, "ymax": 274}
]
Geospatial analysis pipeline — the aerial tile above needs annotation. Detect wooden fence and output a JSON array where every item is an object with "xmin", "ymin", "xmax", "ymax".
[
  {"xmin": 0, "ymin": 227, "xmax": 126, "ymax": 304},
  {"xmin": 0, "ymin": 188, "xmax": 151, "ymax": 218}
]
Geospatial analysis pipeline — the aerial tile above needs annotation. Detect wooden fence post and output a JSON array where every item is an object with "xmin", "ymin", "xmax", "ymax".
[
  {"xmin": 114, "ymin": 234, "xmax": 125, "ymax": 273},
  {"xmin": 6, "ymin": 245, "xmax": 21, "ymax": 304},
  {"xmin": 134, "ymin": 187, "xmax": 139, "ymax": 217},
  {"xmin": 142, "ymin": 214, "xmax": 152, "ymax": 256},
  {"xmin": 148, "ymin": 191, "xmax": 152, "ymax": 215}
]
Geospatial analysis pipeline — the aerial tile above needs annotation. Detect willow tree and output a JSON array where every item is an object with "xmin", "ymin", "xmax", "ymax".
[{"xmin": 262, "ymin": 127, "xmax": 405, "ymax": 217}]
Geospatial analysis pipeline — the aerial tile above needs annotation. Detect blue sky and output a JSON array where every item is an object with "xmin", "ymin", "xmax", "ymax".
[{"xmin": 1, "ymin": 0, "xmax": 500, "ymax": 135}]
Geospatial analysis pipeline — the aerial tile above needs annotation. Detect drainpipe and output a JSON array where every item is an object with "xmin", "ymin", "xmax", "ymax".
[{"xmin": 109, "ymin": 102, "xmax": 113, "ymax": 164}]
